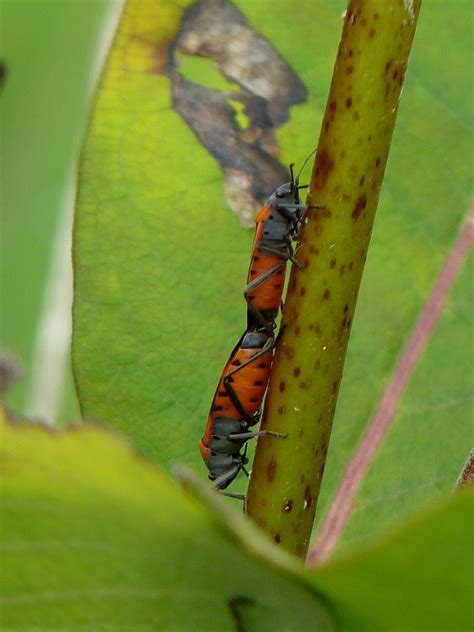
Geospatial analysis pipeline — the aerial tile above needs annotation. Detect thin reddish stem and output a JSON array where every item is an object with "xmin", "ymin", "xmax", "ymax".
[{"xmin": 308, "ymin": 208, "xmax": 474, "ymax": 566}]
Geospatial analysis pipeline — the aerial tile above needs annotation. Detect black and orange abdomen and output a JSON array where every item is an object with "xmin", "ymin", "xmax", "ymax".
[
  {"xmin": 247, "ymin": 251, "xmax": 285, "ymax": 311},
  {"xmin": 200, "ymin": 331, "xmax": 273, "ymax": 455}
]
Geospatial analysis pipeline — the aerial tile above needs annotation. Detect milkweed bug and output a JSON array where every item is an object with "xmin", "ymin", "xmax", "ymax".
[
  {"xmin": 245, "ymin": 148, "xmax": 321, "ymax": 333},
  {"xmin": 199, "ymin": 329, "xmax": 284, "ymax": 491},
  {"xmin": 200, "ymin": 148, "xmax": 320, "ymax": 494}
]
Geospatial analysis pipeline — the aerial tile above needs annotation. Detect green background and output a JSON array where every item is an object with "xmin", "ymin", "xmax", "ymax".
[{"xmin": 1, "ymin": 0, "xmax": 472, "ymax": 558}]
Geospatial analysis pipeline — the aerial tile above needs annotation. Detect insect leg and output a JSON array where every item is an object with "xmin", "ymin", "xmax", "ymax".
[
  {"xmin": 257, "ymin": 243, "xmax": 301, "ymax": 269},
  {"xmin": 257, "ymin": 243, "xmax": 292, "ymax": 259},
  {"xmin": 275, "ymin": 203, "xmax": 308, "ymax": 222},
  {"xmin": 245, "ymin": 299, "xmax": 275, "ymax": 335},
  {"xmin": 244, "ymin": 261, "xmax": 285, "ymax": 331},
  {"xmin": 219, "ymin": 490, "xmax": 246, "ymax": 501},
  {"xmin": 229, "ymin": 429, "xmax": 288, "ymax": 441},
  {"xmin": 245, "ymin": 261, "xmax": 286, "ymax": 291},
  {"xmin": 212, "ymin": 462, "xmax": 242, "ymax": 490},
  {"xmin": 223, "ymin": 337, "xmax": 275, "ymax": 422}
]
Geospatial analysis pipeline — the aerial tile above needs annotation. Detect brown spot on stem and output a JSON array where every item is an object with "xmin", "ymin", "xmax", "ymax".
[
  {"xmin": 330, "ymin": 258, "xmax": 336, "ymax": 269},
  {"xmin": 352, "ymin": 194, "xmax": 367, "ymax": 221},
  {"xmin": 315, "ymin": 147, "xmax": 335, "ymax": 187},
  {"xmin": 279, "ymin": 380, "xmax": 286, "ymax": 393},
  {"xmin": 287, "ymin": 275, "xmax": 297, "ymax": 294},
  {"xmin": 293, "ymin": 367, "xmax": 301, "ymax": 377},
  {"xmin": 346, "ymin": 97, "xmax": 352, "ymax": 108},
  {"xmin": 304, "ymin": 485, "xmax": 312, "ymax": 509},
  {"xmin": 274, "ymin": 533, "xmax": 281, "ymax": 543},
  {"xmin": 294, "ymin": 326, "xmax": 301, "ymax": 336},
  {"xmin": 322, "ymin": 289, "xmax": 331, "ymax": 301},
  {"xmin": 288, "ymin": 308, "xmax": 299, "ymax": 323},
  {"xmin": 277, "ymin": 405, "xmax": 286, "ymax": 415},
  {"xmin": 284, "ymin": 346, "xmax": 295, "ymax": 359},
  {"xmin": 300, "ymin": 287, "xmax": 306, "ymax": 296},
  {"xmin": 283, "ymin": 499, "xmax": 293, "ymax": 513},
  {"xmin": 267, "ymin": 457, "xmax": 277, "ymax": 482},
  {"xmin": 340, "ymin": 264, "xmax": 346, "ymax": 276}
]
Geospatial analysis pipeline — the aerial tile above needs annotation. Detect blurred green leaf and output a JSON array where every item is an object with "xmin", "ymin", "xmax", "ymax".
[
  {"xmin": 2, "ymin": 414, "xmax": 472, "ymax": 629},
  {"xmin": 0, "ymin": 416, "xmax": 333, "ymax": 630},
  {"xmin": 73, "ymin": 0, "xmax": 472, "ymax": 547},
  {"xmin": 0, "ymin": 0, "xmax": 114, "ymax": 421},
  {"xmin": 309, "ymin": 487, "xmax": 474, "ymax": 631}
]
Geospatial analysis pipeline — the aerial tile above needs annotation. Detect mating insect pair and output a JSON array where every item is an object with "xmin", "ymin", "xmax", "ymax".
[{"xmin": 200, "ymin": 149, "xmax": 319, "ymax": 493}]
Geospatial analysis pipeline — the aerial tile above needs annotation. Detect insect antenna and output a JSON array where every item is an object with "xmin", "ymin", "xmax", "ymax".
[
  {"xmin": 295, "ymin": 147, "xmax": 317, "ymax": 186},
  {"xmin": 289, "ymin": 162, "xmax": 296, "ymax": 191}
]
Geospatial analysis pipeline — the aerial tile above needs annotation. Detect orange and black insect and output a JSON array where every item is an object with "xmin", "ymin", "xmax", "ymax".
[
  {"xmin": 200, "ymin": 149, "xmax": 319, "ymax": 492},
  {"xmin": 199, "ymin": 329, "xmax": 282, "ymax": 491},
  {"xmin": 245, "ymin": 149, "xmax": 319, "ymax": 333}
]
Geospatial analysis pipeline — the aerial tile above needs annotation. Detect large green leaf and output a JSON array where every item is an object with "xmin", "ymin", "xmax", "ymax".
[
  {"xmin": 1, "ymin": 417, "xmax": 472, "ymax": 629},
  {"xmin": 72, "ymin": 0, "xmax": 336, "ymax": 471},
  {"xmin": 73, "ymin": 0, "xmax": 472, "ymax": 549},
  {"xmin": 0, "ymin": 417, "xmax": 333, "ymax": 630}
]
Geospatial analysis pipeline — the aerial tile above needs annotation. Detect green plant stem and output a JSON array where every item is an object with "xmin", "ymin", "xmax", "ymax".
[{"xmin": 246, "ymin": 0, "xmax": 422, "ymax": 558}]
